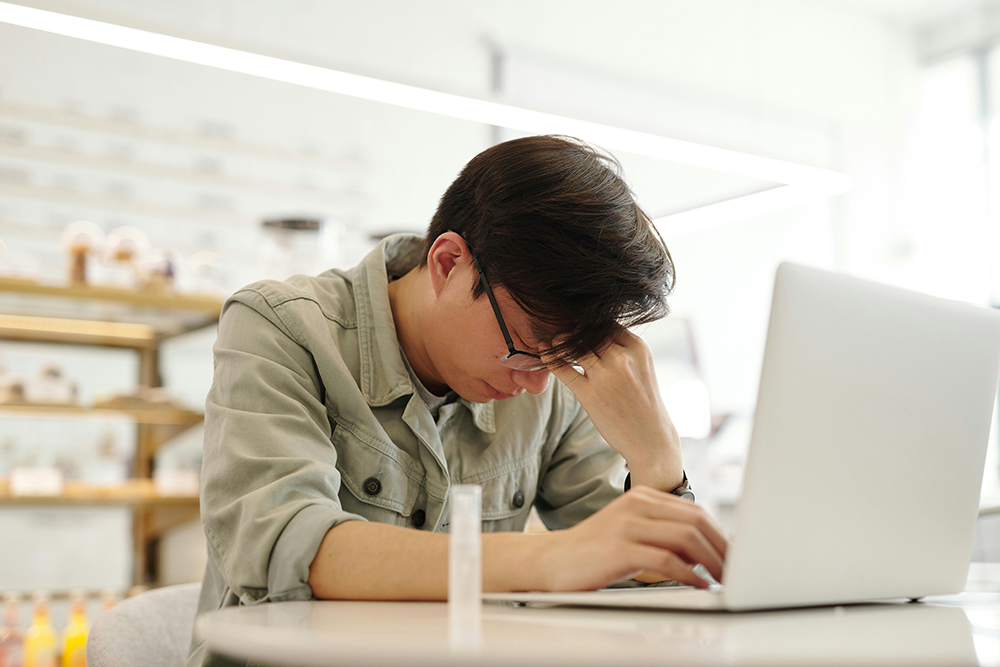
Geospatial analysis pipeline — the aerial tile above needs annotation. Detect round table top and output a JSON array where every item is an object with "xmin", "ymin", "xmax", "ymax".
[{"xmin": 195, "ymin": 591, "xmax": 1000, "ymax": 666}]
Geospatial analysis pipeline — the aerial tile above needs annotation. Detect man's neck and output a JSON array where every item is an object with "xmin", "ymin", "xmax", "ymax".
[{"xmin": 386, "ymin": 267, "xmax": 450, "ymax": 396}]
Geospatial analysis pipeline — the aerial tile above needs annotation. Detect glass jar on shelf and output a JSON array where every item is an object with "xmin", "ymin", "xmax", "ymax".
[
  {"xmin": 258, "ymin": 217, "xmax": 332, "ymax": 281},
  {"xmin": 137, "ymin": 247, "xmax": 182, "ymax": 294},
  {"xmin": 101, "ymin": 226, "xmax": 150, "ymax": 289},
  {"xmin": 60, "ymin": 221, "xmax": 105, "ymax": 285}
]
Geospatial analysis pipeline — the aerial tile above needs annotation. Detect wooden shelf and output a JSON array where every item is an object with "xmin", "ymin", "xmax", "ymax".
[
  {"xmin": 0, "ymin": 275, "xmax": 211, "ymax": 585},
  {"xmin": 0, "ymin": 277, "xmax": 223, "ymax": 314},
  {"xmin": 0, "ymin": 276, "xmax": 223, "ymax": 346},
  {"xmin": 0, "ymin": 478, "xmax": 198, "ymax": 507},
  {"xmin": 0, "ymin": 403, "xmax": 204, "ymax": 426}
]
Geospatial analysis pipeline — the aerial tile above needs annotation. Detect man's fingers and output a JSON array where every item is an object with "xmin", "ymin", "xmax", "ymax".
[
  {"xmin": 540, "ymin": 344, "xmax": 598, "ymax": 386},
  {"xmin": 628, "ymin": 545, "xmax": 711, "ymax": 589},
  {"xmin": 625, "ymin": 487, "xmax": 730, "ymax": 559},
  {"xmin": 626, "ymin": 517, "xmax": 725, "ymax": 584},
  {"xmin": 661, "ymin": 503, "xmax": 729, "ymax": 562},
  {"xmin": 543, "ymin": 355, "xmax": 586, "ymax": 387}
]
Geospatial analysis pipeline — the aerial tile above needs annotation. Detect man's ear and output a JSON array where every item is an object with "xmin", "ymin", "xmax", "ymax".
[{"xmin": 426, "ymin": 231, "xmax": 473, "ymax": 298}]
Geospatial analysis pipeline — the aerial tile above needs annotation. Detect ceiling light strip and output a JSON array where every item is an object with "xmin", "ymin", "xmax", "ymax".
[
  {"xmin": 654, "ymin": 183, "xmax": 844, "ymax": 239},
  {"xmin": 0, "ymin": 1, "xmax": 851, "ymax": 193}
]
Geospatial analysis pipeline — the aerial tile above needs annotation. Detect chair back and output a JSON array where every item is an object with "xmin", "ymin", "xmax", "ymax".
[{"xmin": 87, "ymin": 583, "xmax": 201, "ymax": 667}]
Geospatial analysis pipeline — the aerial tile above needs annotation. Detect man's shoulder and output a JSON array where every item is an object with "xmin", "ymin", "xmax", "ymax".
[{"xmin": 228, "ymin": 269, "xmax": 358, "ymax": 331}]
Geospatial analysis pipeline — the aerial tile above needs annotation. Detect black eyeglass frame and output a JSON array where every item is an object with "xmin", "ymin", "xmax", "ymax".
[{"xmin": 465, "ymin": 244, "xmax": 547, "ymax": 372}]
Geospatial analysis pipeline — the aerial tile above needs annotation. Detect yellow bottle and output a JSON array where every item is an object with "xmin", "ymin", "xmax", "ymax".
[
  {"xmin": 23, "ymin": 593, "xmax": 55, "ymax": 667},
  {"xmin": 61, "ymin": 592, "xmax": 88, "ymax": 667}
]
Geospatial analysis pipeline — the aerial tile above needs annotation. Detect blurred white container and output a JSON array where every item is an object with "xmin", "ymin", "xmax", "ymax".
[{"xmin": 448, "ymin": 484, "xmax": 482, "ymax": 651}]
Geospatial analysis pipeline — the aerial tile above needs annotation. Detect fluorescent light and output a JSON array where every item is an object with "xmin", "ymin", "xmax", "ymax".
[
  {"xmin": 0, "ymin": 1, "xmax": 852, "ymax": 234},
  {"xmin": 655, "ymin": 182, "xmax": 850, "ymax": 239}
]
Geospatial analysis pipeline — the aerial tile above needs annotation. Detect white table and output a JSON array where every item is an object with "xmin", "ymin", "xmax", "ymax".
[{"xmin": 195, "ymin": 564, "xmax": 1000, "ymax": 666}]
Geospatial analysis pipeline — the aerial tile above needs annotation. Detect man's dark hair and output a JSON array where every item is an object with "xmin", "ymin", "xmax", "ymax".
[{"xmin": 422, "ymin": 134, "xmax": 675, "ymax": 363}]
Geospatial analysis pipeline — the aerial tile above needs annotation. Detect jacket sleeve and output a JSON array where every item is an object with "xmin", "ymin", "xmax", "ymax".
[
  {"xmin": 533, "ymin": 387, "xmax": 627, "ymax": 530},
  {"xmin": 200, "ymin": 289, "xmax": 367, "ymax": 605}
]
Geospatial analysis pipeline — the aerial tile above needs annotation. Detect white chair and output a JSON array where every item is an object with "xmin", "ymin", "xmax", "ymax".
[{"xmin": 87, "ymin": 583, "xmax": 201, "ymax": 667}]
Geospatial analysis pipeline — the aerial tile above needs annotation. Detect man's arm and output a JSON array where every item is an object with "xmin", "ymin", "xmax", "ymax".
[
  {"xmin": 308, "ymin": 485, "xmax": 727, "ymax": 599},
  {"xmin": 308, "ymin": 523, "xmax": 543, "ymax": 599},
  {"xmin": 543, "ymin": 328, "xmax": 685, "ymax": 493},
  {"xmin": 202, "ymin": 293, "xmax": 368, "ymax": 606}
]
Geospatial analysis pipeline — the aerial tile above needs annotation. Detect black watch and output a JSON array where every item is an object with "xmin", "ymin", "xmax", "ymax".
[{"xmin": 624, "ymin": 471, "xmax": 695, "ymax": 502}]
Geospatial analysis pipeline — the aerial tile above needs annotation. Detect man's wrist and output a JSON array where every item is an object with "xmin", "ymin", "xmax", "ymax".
[
  {"xmin": 620, "ymin": 420, "xmax": 683, "ymax": 491},
  {"xmin": 623, "ymin": 450, "xmax": 684, "ymax": 492},
  {"xmin": 483, "ymin": 531, "xmax": 554, "ymax": 593},
  {"xmin": 624, "ymin": 470, "xmax": 695, "ymax": 502}
]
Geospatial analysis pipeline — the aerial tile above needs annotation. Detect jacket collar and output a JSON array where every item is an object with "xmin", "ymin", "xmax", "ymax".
[{"xmin": 353, "ymin": 233, "xmax": 496, "ymax": 433}]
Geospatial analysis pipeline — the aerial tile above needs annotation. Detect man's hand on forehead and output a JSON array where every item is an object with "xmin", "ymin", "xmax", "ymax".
[{"xmin": 540, "ymin": 327, "xmax": 685, "ymax": 493}]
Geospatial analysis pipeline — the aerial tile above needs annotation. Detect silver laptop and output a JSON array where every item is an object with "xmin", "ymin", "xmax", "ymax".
[{"xmin": 486, "ymin": 262, "xmax": 1000, "ymax": 611}]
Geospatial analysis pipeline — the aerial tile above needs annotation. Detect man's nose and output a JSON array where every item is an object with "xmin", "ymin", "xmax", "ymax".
[{"xmin": 512, "ymin": 368, "xmax": 551, "ymax": 395}]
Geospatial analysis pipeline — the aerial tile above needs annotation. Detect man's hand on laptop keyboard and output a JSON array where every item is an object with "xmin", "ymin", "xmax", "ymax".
[{"xmin": 537, "ymin": 485, "xmax": 729, "ymax": 591}]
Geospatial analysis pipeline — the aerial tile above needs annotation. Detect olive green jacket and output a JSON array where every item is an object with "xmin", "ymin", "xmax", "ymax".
[{"xmin": 187, "ymin": 234, "xmax": 626, "ymax": 667}]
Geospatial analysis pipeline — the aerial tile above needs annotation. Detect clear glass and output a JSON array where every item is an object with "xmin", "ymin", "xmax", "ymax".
[{"xmin": 500, "ymin": 351, "xmax": 546, "ymax": 372}]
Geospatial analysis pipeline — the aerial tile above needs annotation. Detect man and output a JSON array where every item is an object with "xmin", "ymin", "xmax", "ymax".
[{"xmin": 187, "ymin": 135, "xmax": 728, "ymax": 666}]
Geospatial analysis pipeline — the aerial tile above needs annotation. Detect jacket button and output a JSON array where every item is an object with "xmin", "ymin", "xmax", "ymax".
[
  {"xmin": 512, "ymin": 490, "xmax": 525, "ymax": 508},
  {"xmin": 412, "ymin": 509, "xmax": 426, "ymax": 528},
  {"xmin": 363, "ymin": 477, "xmax": 382, "ymax": 496}
]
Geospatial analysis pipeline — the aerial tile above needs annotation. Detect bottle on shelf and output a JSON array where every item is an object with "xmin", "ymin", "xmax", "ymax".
[
  {"xmin": 60, "ymin": 592, "xmax": 88, "ymax": 667},
  {"xmin": 99, "ymin": 590, "xmax": 119, "ymax": 613},
  {"xmin": 0, "ymin": 591, "xmax": 25, "ymax": 667},
  {"xmin": 23, "ymin": 593, "xmax": 55, "ymax": 667},
  {"xmin": 61, "ymin": 220, "xmax": 105, "ymax": 286}
]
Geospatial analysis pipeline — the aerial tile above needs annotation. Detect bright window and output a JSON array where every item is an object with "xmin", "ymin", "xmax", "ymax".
[{"xmin": 902, "ymin": 52, "xmax": 999, "ymax": 500}]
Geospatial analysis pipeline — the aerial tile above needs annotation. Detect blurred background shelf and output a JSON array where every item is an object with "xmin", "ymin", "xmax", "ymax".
[
  {"xmin": 0, "ymin": 276, "xmax": 224, "ymax": 344},
  {"xmin": 0, "ymin": 277, "xmax": 218, "ymax": 586},
  {"xmin": 0, "ymin": 276, "xmax": 223, "ymax": 313},
  {"xmin": 0, "ymin": 98, "xmax": 361, "ymax": 171},
  {"xmin": 0, "ymin": 403, "xmax": 204, "ymax": 426},
  {"xmin": 0, "ymin": 141, "xmax": 352, "ymax": 204},
  {"xmin": 0, "ymin": 404, "xmax": 205, "ymax": 459},
  {"xmin": 0, "ymin": 478, "xmax": 198, "ymax": 507}
]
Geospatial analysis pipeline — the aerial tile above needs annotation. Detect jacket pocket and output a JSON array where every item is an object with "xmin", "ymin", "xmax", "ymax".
[
  {"xmin": 332, "ymin": 418, "xmax": 421, "ymax": 524},
  {"xmin": 468, "ymin": 459, "xmax": 539, "ymax": 530}
]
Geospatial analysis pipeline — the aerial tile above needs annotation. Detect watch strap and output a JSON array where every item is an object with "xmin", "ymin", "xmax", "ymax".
[{"xmin": 624, "ymin": 471, "xmax": 695, "ymax": 502}]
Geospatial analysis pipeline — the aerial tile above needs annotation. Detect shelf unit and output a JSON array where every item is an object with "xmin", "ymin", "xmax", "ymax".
[
  {"xmin": 0, "ymin": 276, "xmax": 222, "ymax": 585},
  {"xmin": 0, "ymin": 98, "xmax": 369, "ymax": 231},
  {"xmin": 0, "ymin": 141, "xmax": 354, "ymax": 204},
  {"xmin": 0, "ymin": 478, "xmax": 199, "ymax": 507},
  {"xmin": 0, "ymin": 99, "xmax": 363, "ymax": 171}
]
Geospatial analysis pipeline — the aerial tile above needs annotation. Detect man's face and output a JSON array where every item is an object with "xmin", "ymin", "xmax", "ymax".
[{"xmin": 426, "ymin": 262, "xmax": 552, "ymax": 403}]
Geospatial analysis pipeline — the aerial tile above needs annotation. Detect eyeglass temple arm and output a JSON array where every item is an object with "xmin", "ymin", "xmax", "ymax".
[{"xmin": 468, "ymin": 250, "xmax": 517, "ymax": 352}]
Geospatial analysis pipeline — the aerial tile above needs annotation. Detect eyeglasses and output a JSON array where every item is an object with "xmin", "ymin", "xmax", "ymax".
[{"xmin": 466, "ymin": 245, "xmax": 548, "ymax": 372}]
